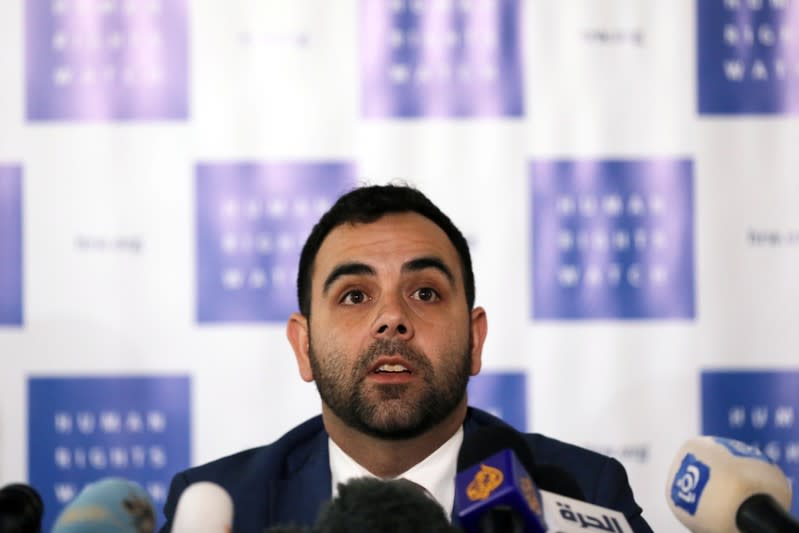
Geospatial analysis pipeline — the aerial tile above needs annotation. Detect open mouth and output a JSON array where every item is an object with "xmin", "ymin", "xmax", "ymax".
[
  {"xmin": 369, "ymin": 357, "xmax": 415, "ymax": 376},
  {"xmin": 374, "ymin": 363, "xmax": 411, "ymax": 374}
]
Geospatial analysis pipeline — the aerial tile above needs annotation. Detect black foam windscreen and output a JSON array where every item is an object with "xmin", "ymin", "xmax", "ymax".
[
  {"xmin": 316, "ymin": 477, "xmax": 457, "ymax": 533},
  {"xmin": 0, "ymin": 483, "xmax": 44, "ymax": 533},
  {"xmin": 457, "ymin": 425, "xmax": 536, "ymax": 474}
]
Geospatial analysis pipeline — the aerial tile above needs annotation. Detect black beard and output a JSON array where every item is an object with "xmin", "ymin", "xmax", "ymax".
[{"xmin": 308, "ymin": 336, "xmax": 472, "ymax": 441}]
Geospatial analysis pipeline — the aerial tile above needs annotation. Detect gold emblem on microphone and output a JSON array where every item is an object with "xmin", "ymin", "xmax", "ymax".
[{"xmin": 466, "ymin": 464, "xmax": 504, "ymax": 501}]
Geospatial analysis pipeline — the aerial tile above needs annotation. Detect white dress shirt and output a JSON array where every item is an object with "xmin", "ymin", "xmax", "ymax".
[{"xmin": 328, "ymin": 426, "xmax": 464, "ymax": 518}]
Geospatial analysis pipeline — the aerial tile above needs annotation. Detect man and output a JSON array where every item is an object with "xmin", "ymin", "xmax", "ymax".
[{"xmin": 161, "ymin": 184, "xmax": 653, "ymax": 531}]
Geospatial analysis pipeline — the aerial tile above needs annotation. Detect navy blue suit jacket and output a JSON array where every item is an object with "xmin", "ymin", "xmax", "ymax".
[{"xmin": 161, "ymin": 408, "xmax": 652, "ymax": 532}]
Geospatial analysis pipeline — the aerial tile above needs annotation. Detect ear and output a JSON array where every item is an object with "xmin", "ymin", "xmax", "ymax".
[
  {"xmin": 286, "ymin": 312, "xmax": 314, "ymax": 382},
  {"xmin": 468, "ymin": 306, "xmax": 487, "ymax": 376}
]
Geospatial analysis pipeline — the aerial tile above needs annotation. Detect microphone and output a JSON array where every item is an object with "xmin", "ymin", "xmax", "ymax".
[
  {"xmin": 457, "ymin": 426, "xmax": 538, "ymax": 475},
  {"xmin": 50, "ymin": 477, "xmax": 156, "ymax": 533},
  {"xmin": 538, "ymin": 490, "xmax": 632, "ymax": 533},
  {"xmin": 455, "ymin": 448, "xmax": 635, "ymax": 533},
  {"xmin": 455, "ymin": 448, "xmax": 547, "ymax": 532},
  {"xmin": 457, "ymin": 427, "xmax": 586, "ymax": 499},
  {"xmin": 315, "ymin": 476, "xmax": 458, "ymax": 533},
  {"xmin": 455, "ymin": 427, "xmax": 634, "ymax": 533},
  {"xmin": 455, "ymin": 426, "xmax": 548, "ymax": 533},
  {"xmin": 171, "ymin": 481, "xmax": 233, "ymax": 532},
  {"xmin": 666, "ymin": 436, "xmax": 798, "ymax": 533},
  {"xmin": 0, "ymin": 483, "xmax": 44, "ymax": 533}
]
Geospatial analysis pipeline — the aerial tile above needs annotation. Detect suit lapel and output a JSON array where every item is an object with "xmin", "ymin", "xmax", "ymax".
[{"xmin": 269, "ymin": 430, "xmax": 332, "ymax": 528}]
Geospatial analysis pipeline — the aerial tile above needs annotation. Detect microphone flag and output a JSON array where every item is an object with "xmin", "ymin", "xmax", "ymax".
[{"xmin": 455, "ymin": 448, "xmax": 547, "ymax": 533}]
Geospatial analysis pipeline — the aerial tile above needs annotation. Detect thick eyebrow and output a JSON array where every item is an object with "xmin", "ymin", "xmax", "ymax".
[
  {"xmin": 321, "ymin": 256, "xmax": 455, "ymax": 296},
  {"xmin": 402, "ymin": 256, "xmax": 455, "ymax": 287},
  {"xmin": 322, "ymin": 262, "xmax": 376, "ymax": 296}
]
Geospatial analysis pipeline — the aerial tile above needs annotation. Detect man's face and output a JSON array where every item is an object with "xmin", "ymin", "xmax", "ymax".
[{"xmin": 289, "ymin": 212, "xmax": 485, "ymax": 440}]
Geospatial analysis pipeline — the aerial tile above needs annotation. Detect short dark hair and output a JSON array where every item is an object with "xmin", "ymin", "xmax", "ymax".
[{"xmin": 296, "ymin": 184, "xmax": 475, "ymax": 317}]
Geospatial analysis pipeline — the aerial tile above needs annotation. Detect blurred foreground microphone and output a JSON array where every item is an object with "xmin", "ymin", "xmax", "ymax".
[
  {"xmin": 51, "ymin": 477, "xmax": 155, "ymax": 533},
  {"xmin": 0, "ymin": 483, "xmax": 43, "ymax": 533},
  {"xmin": 171, "ymin": 482, "xmax": 232, "ymax": 533},
  {"xmin": 315, "ymin": 477, "xmax": 457, "ymax": 533},
  {"xmin": 666, "ymin": 436, "xmax": 798, "ymax": 533}
]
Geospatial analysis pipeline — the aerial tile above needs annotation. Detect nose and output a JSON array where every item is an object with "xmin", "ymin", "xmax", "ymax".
[{"xmin": 372, "ymin": 295, "xmax": 414, "ymax": 340}]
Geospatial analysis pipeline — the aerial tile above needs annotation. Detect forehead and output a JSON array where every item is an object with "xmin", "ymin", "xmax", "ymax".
[{"xmin": 313, "ymin": 212, "xmax": 462, "ymax": 282}]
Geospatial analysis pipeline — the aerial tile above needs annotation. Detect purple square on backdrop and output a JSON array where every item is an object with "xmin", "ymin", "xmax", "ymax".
[
  {"xmin": 361, "ymin": 0, "xmax": 524, "ymax": 117},
  {"xmin": 468, "ymin": 372, "xmax": 528, "ymax": 432},
  {"xmin": 702, "ymin": 371, "xmax": 799, "ymax": 514},
  {"xmin": 0, "ymin": 166, "xmax": 23, "ymax": 326},
  {"xmin": 698, "ymin": 1, "xmax": 799, "ymax": 114},
  {"xmin": 196, "ymin": 162, "xmax": 356, "ymax": 323},
  {"xmin": 531, "ymin": 159, "xmax": 695, "ymax": 320},
  {"xmin": 25, "ymin": 0, "xmax": 188, "ymax": 121},
  {"xmin": 28, "ymin": 376, "xmax": 191, "ymax": 532}
]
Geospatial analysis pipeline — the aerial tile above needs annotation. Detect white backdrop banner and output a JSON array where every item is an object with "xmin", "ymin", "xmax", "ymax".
[{"xmin": 1, "ymin": 0, "xmax": 798, "ymax": 530}]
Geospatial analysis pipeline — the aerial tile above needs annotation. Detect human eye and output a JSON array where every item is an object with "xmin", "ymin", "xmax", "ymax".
[
  {"xmin": 340, "ymin": 290, "xmax": 370, "ymax": 305},
  {"xmin": 411, "ymin": 287, "xmax": 440, "ymax": 302}
]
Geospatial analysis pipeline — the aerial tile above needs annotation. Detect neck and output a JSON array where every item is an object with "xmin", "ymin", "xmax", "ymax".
[{"xmin": 322, "ymin": 400, "xmax": 468, "ymax": 478}]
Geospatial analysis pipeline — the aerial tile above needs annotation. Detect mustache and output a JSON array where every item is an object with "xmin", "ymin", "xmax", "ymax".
[{"xmin": 354, "ymin": 339, "xmax": 433, "ymax": 376}]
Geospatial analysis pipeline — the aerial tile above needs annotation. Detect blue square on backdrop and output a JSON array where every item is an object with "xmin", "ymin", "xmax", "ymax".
[
  {"xmin": 25, "ymin": 0, "xmax": 188, "ymax": 121},
  {"xmin": 28, "ymin": 376, "xmax": 191, "ymax": 532},
  {"xmin": 697, "ymin": 1, "xmax": 799, "ymax": 114},
  {"xmin": 0, "ymin": 166, "xmax": 23, "ymax": 326},
  {"xmin": 468, "ymin": 372, "xmax": 528, "ymax": 431},
  {"xmin": 196, "ymin": 162, "xmax": 356, "ymax": 323},
  {"xmin": 702, "ymin": 371, "xmax": 799, "ymax": 515},
  {"xmin": 360, "ymin": 0, "xmax": 524, "ymax": 117},
  {"xmin": 531, "ymin": 159, "xmax": 695, "ymax": 320}
]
